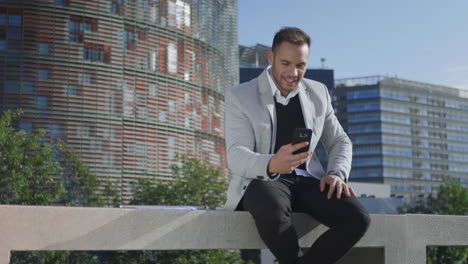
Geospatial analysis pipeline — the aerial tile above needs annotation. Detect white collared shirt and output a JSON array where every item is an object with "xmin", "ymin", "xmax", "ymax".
[{"xmin": 266, "ymin": 66, "xmax": 301, "ymax": 106}]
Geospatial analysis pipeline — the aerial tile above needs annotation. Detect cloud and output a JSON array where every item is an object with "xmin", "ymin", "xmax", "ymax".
[{"xmin": 445, "ymin": 65, "xmax": 468, "ymax": 73}]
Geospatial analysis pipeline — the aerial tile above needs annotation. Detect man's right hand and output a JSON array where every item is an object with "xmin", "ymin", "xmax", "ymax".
[{"xmin": 268, "ymin": 142, "xmax": 312, "ymax": 174}]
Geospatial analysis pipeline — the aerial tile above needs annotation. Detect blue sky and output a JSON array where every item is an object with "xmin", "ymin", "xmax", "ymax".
[{"xmin": 238, "ymin": 0, "xmax": 468, "ymax": 89}]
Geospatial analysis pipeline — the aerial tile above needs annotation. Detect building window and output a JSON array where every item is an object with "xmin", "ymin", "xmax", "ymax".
[
  {"xmin": 69, "ymin": 18, "xmax": 96, "ymax": 43},
  {"xmin": 168, "ymin": 100, "xmax": 176, "ymax": 112},
  {"xmin": 36, "ymin": 96, "xmax": 48, "ymax": 109},
  {"xmin": 176, "ymin": 0, "xmax": 191, "ymax": 28},
  {"xmin": 167, "ymin": 42, "xmax": 177, "ymax": 73},
  {"xmin": 159, "ymin": 111, "xmax": 167, "ymax": 122},
  {"xmin": 8, "ymin": 15, "xmax": 22, "ymax": 26},
  {"xmin": 67, "ymin": 85, "xmax": 77, "ymax": 95},
  {"xmin": 0, "ymin": 14, "xmax": 6, "ymax": 24},
  {"xmin": 167, "ymin": 1, "xmax": 176, "ymax": 27},
  {"xmin": 148, "ymin": 84, "xmax": 157, "ymax": 97},
  {"xmin": 106, "ymin": 91, "xmax": 116, "ymax": 114},
  {"xmin": 19, "ymin": 120, "xmax": 32, "ymax": 133},
  {"xmin": 83, "ymin": 44, "xmax": 109, "ymax": 63},
  {"xmin": 22, "ymin": 81, "xmax": 34, "ymax": 92},
  {"xmin": 105, "ymin": 153, "xmax": 115, "ymax": 166},
  {"xmin": 149, "ymin": 50, "xmax": 157, "ymax": 71},
  {"xmin": 38, "ymin": 43, "xmax": 49, "ymax": 55},
  {"xmin": 55, "ymin": 0, "xmax": 66, "ymax": 5},
  {"xmin": 124, "ymin": 29, "xmax": 136, "ymax": 50},
  {"xmin": 140, "ymin": 57, "xmax": 147, "ymax": 70},
  {"xmin": 168, "ymin": 0, "xmax": 190, "ymax": 29},
  {"xmin": 140, "ymin": 0, "xmax": 149, "ymax": 10},
  {"xmin": 50, "ymin": 124, "xmax": 61, "ymax": 141},
  {"xmin": 38, "ymin": 70, "xmax": 49, "ymax": 80},
  {"xmin": 5, "ymin": 80, "xmax": 19, "ymax": 92},
  {"xmin": 79, "ymin": 73, "xmax": 92, "ymax": 84},
  {"xmin": 150, "ymin": 3, "xmax": 158, "ymax": 24},
  {"xmin": 110, "ymin": 0, "xmax": 128, "ymax": 15},
  {"xmin": 168, "ymin": 137, "xmax": 176, "ymax": 159},
  {"xmin": 7, "ymin": 27, "xmax": 21, "ymax": 39},
  {"xmin": 0, "ymin": 13, "xmax": 22, "ymax": 51},
  {"xmin": 78, "ymin": 125, "xmax": 90, "ymax": 138},
  {"xmin": 184, "ymin": 50, "xmax": 195, "ymax": 80}
]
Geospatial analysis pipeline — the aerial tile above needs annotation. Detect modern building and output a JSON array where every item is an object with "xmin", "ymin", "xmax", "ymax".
[
  {"xmin": 0, "ymin": 0, "xmax": 238, "ymax": 201},
  {"xmin": 335, "ymin": 76, "xmax": 468, "ymax": 198}
]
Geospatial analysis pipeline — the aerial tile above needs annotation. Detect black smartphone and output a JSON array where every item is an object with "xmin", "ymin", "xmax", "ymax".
[{"xmin": 291, "ymin": 128, "xmax": 312, "ymax": 154}]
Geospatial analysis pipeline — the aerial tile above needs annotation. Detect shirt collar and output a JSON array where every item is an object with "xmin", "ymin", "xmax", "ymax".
[{"xmin": 266, "ymin": 65, "xmax": 300, "ymax": 106}]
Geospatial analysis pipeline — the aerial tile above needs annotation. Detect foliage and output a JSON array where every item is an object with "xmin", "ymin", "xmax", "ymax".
[
  {"xmin": 399, "ymin": 177, "xmax": 468, "ymax": 264},
  {"xmin": 0, "ymin": 110, "xmax": 120, "ymax": 263},
  {"xmin": 11, "ymin": 251, "xmax": 99, "ymax": 264},
  {"xmin": 0, "ymin": 110, "xmax": 63, "ymax": 205},
  {"xmin": 56, "ymin": 140, "xmax": 121, "ymax": 207},
  {"xmin": 132, "ymin": 155, "xmax": 226, "ymax": 209},
  {"xmin": 101, "ymin": 155, "xmax": 248, "ymax": 264}
]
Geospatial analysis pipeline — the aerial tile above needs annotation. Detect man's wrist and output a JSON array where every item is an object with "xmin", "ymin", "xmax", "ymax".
[
  {"xmin": 327, "ymin": 170, "xmax": 346, "ymax": 182},
  {"xmin": 267, "ymin": 159, "xmax": 279, "ymax": 179}
]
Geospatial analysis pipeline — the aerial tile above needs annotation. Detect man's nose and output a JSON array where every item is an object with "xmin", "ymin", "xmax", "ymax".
[{"xmin": 288, "ymin": 67, "xmax": 298, "ymax": 77}]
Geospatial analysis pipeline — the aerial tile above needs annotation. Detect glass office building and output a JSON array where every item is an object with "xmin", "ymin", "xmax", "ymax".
[
  {"xmin": 335, "ymin": 76, "xmax": 468, "ymax": 198},
  {"xmin": 0, "ymin": 0, "xmax": 238, "ymax": 201}
]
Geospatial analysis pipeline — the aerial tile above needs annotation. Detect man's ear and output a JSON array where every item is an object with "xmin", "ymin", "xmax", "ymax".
[{"xmin": 268, "ymin": 50, "xmax": 274, "ymax": 65}]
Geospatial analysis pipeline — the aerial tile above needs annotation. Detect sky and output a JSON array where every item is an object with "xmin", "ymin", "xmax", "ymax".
[{"xmin": 238, "ymin": 0, "xmax": 468, "ymax": 89}]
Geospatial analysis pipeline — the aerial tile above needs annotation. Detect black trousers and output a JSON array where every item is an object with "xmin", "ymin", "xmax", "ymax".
[{"xmin": 238, "ymin": 175, "xmax": 370, "ymax": 264}]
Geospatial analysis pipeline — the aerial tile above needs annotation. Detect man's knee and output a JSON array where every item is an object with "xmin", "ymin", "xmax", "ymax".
[
  {"xmin": 357, "ymin": 211, "xmax": 371, "ymax": 234},
  {"xmin": 348, "ymin": 210, "xmax": 371, "ymax": 239}
]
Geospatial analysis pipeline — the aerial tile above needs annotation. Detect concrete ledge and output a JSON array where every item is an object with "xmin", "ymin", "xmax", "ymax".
[{"xmin": 0, "ymin": 205, "xmax": 467, "ymax": 263}]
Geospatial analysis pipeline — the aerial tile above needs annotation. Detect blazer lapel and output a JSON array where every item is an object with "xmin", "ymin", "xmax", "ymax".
[
  {"xmin": 298, "ymin": 81, "xmax": 315, "ymax": 130},
  {"xmin": 258, "ymin": 70, "xmax": 276, "ymax": 154}
]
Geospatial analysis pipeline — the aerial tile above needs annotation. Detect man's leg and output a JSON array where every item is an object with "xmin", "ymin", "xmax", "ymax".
[
  {"xmin": 241, "ymin": 178, "xmax": 301, "ymax": 264},
  {"xmin": 293, "ymin": 177, "xmax": 370, "ymax": 264}
]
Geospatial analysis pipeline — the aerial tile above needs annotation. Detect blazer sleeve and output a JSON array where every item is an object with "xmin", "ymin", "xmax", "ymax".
[
  {"xmin": 319, "ymin": 84, "xmax": 353, "ymax": 181},
  {"xmin": 224, "ymin": 88, "xmax": 279, "ymax": 181}
]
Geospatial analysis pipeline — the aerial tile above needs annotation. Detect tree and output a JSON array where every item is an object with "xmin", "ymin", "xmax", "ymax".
[
  {"xmin": 0, "ymin": 110, "xmax": 119, "ymax": 263},
  {"xmin": 399, "ymin": 177, "xmax": 468, "ymax": 264},
  {"xmin": 98, "ymin": 155, "xmax": 249, "ymax": 264},
  {"xmin": 0, "ymin": 110, "xmax": 63, "ymax": 205},
  {"xmin": 132, "ymin": 155, "xmax": 227, "ymax": 209},
  {"xmin": 56, "ymin": 140, "xmax": 120, "ymax": 207}
]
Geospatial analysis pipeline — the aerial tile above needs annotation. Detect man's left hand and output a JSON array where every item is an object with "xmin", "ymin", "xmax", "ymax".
[{"xmin": 320, "ymin": 175, "xmax": 357, "ymax": 200}]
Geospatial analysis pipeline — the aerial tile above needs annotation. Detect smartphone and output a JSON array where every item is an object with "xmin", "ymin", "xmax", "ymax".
[{"xmin": 291, "ymin": 128, "xmax": 312, "ymax": 154}]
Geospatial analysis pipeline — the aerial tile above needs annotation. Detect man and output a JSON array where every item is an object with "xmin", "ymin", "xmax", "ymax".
[{"xmin": 223, "ymin": 27, "xmax": 370, "ymax": 264}]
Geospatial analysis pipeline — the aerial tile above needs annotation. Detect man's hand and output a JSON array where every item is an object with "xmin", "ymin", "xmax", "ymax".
[
  {"xmin": 320, "ymin": 174, "xmax": 357, "ymax": 200},
  {"xmin": 268, "ymin": 142, "xmax": 312, "ymax": 174}
]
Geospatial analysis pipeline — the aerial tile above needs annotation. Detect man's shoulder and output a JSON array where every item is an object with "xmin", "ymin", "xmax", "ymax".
[
  {"xmin": 302, "ymin": 78, "xmax": 326, "ymax": 90},
  {"xmin": 227, "ymin": 77, "xmax": 259, "ymax": 97},
  {"xmin": 301, "ymin": 78, "xmax": 328, "ymax": 97}
]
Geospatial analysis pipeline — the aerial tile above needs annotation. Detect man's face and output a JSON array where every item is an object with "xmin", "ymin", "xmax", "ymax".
[{"xmin": 268, "ymin": 41, "xmax": 309, "ymax": 97}]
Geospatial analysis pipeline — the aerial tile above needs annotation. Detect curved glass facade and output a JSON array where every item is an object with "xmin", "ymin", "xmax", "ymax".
[{"xmin": 0, "ymin": 0, "xmax": 238, "ymax": 200}]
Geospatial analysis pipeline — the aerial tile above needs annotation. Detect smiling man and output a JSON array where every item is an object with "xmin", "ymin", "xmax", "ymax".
[{"xmin": 224, "ymin": 27, "xmax": 370, "ymax": 264}]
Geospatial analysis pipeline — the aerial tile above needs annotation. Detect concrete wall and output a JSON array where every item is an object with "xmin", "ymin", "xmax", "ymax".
[{"xmin": 0, "ymin": 205, "xmax": 467, "ymax": 263}]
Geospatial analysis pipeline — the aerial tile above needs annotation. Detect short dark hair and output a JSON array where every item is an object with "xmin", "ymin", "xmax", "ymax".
[{"xmin": 272, "ymin": 27, "xmax": 311, "ymax": 51}]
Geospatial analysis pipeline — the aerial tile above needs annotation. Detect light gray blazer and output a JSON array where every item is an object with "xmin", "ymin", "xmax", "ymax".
[{"xmin": 223, "ymin": 70, "xmax": 352, "ymax": 210}]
